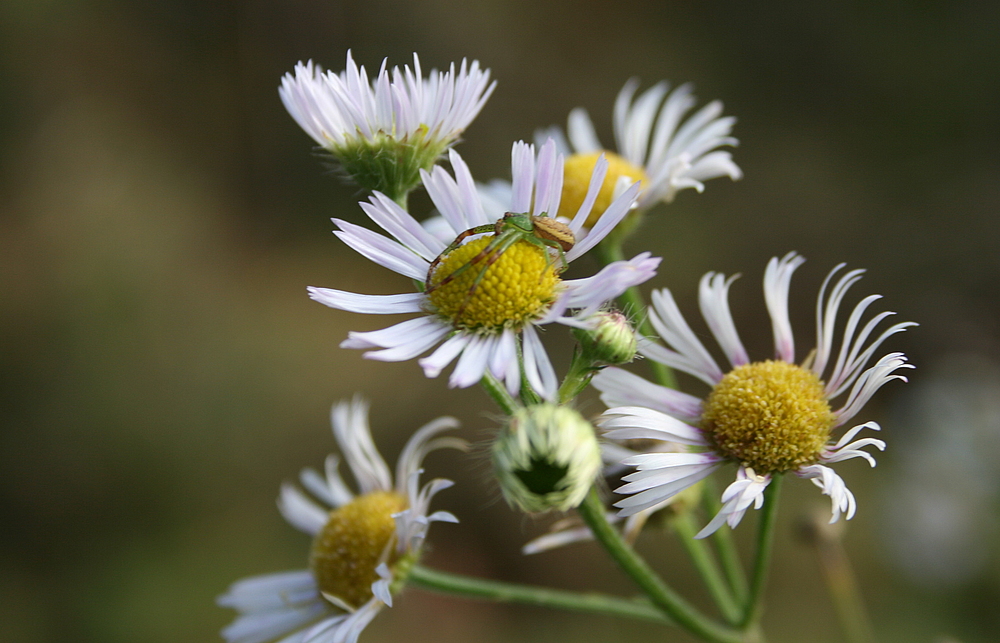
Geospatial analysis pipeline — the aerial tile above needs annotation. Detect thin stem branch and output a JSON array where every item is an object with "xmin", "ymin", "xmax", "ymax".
[
  {"xmin": 390, "ymin": 190, "xmax": 408, "ymax": 212},
  {"xmin": 408, "ymin": 565, "xmax": 672, "ymax": 624},
  {"xmin": 481, "ymin": 372, "xmax": 520, "ymax": 415},
  {"xmin": 673, "ymin": 513, "xmax": 742, "ymax": 625},
  {"xmin": 577, "ymin": 489, "xmax": 746, "ymax": 643},
  {"xmin": 741, "ymin": 475, "xmax": 783, "ymax": 628},
  {"xmin": 558, "ymin": 346, "xmax": 597, "ymax": 404},
  {"xmin": 703, "ymin": 477, "xmax": 749, "ymax": 602}
]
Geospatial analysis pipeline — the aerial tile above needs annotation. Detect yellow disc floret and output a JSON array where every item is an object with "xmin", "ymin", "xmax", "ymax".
[
  {"xmin": 427, "ymin": 236, "xmax": 561, "ymax": 330},
  {"xmin": 557, "ymin": 152, "xmax": 649, "ymax": 228},
  {"xmin": 701, "ymin": 361, "xmax": 836, "ymax": 475},
  {"xmin": 309, "ymin": 490, "xmax": 407, "ymax": 609}
]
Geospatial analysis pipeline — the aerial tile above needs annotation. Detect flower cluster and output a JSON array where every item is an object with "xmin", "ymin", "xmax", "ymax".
[{"xmin": 218, "ymin": 50, "xmax": 915, "ymax": 643}]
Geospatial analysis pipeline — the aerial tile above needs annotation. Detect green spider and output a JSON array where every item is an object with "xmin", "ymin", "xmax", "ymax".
[{"xmin": 424, "ymin": 212, "xmax": 576, "ymax": 320}]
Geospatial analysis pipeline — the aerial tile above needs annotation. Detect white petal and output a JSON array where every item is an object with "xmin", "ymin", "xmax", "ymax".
[
  {"xmin": 340, "ymin": 317, "xmax": 448, "ymax": 356},
  {"xmin": 600, "ymin": 406, "xmax": 707, "ymax": 446},
  {"xmin": 277, "ymin": 483, "xmax": 328, "ymax": 536},
  {"xmin": 567, "ymin": 107, "xmax": 602, "ymax": 153},
  {"xmin": 308, "ymin": 288, "xmax": 424, "ymax": 315},
  {"xmin": 332, "ymin": 219, "xmax": 430, "ymax": 281},
  {"xmin": 763, "ymin": 252, "xmax": 805, "ymax": 363},
  {"xmin": 591, "ymin": 367, "xmax": 703, "ymax": 423},
  {"xmin": 330, "ymin": 397, "xmax": 392, "ymax": 495},
  {"xmin": 644, "ymin": 288, "xmax": 723, "ymax": 384},
  {"xmin": 418, "ymin": 333, "xmax": 471, "ymax": 378},
  {"xmin": 522, "ymin": 325, "xmax": 557, "ymax": 400},
  {"xmin": 448, "ymin": 333, "xmax": 493, "ymax": 388},
  {"xmin": 698, "ymin": 271, "xmax": 748, "ymax": 368}
]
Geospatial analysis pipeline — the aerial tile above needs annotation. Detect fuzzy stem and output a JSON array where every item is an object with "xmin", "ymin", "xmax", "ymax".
[
  {"xmin": 390, "ymin": 189, "xmax": 408, "ymax": 212},
  {"xmin": 481, "ymin": 372, "xmax": 520, "ymax": 415},
  {"xmin": 577, "ymin": 489, "xmax": 746, "ymax": 643},
  {"xmin": 673, "ymin": 512, "xmax": 742, "ymax": 625},
  {"xmin": 558, "ymin": 346, "xmax": 598, "ymax": 404},
  {"xmin": 408, "ymin": 565, "xmax": 672, "ymax": 624}
]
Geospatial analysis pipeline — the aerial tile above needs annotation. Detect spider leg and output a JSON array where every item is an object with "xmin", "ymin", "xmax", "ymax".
[
  {"xmin": 424, "ymin": 224, "xmax": 496, "ymax": 287},
  {"xmin": 453, "ymin": 232, "xmax": 524, "ymax": 322},
  {"xmin": 523, "ymin": 236, "xmax": 569, "ymax": 284},
  {"xmin": 426, "ymin": 228, "xmax": 515, "ymax": 295}
]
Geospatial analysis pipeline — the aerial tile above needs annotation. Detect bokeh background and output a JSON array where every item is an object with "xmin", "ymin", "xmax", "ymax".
[{"xmin": 2, "ymin": 1, "xmax": 999, "ymax": 642}]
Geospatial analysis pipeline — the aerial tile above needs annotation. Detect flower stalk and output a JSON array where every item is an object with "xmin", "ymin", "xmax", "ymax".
[
  {"xmin": 408, "ymin": 565, "xmax": 672, "ymax": 624},
  {"xmin": 578, "ymin": 489, "xmax": 747, "ymax": 643}
]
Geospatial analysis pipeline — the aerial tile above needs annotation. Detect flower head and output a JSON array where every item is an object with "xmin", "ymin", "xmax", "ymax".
[
  {"xmin": 541, "ymin": 78, "xmax": 742, "ymax": 228},
  {"xmin": 280, "ymin": 51, "xmax": 495, "ymax": 198},
  {"xmin": 594, "ymin": 253, "xmax": 915, "ymax": 538},
  {"xmin": 218, "ymin": 397, "xmax": 463, "ymax": 643},
  {"xmin": 493, "ymin": 404, "xmax": 603, "ymax": 513},
  {"xmin": 308, "ymin": 139, "xmax": 660, "ymax": 401}
]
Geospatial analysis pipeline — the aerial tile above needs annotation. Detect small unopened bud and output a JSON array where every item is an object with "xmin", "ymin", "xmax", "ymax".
[
  {"xmin": 492, "ymin": 405, "xmax": 602, "ymax": 513},
  {"xmin": 573, "ymin": 311, "xmax": 638, "ymax": 365}
]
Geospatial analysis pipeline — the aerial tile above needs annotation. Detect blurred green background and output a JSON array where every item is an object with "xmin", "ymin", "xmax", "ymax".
[{"xmin": 2, "ymin": 1, "xmax": 999, "ymax": 642}]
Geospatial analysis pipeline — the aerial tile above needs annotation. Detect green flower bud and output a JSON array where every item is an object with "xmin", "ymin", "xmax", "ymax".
[
  {"xmin": 492, "ymin": 405, "xmax": 602, "ymax": 513},
  {"xmin": 573, "ymin": 310, "xmax": 638, "ymax": 365}
]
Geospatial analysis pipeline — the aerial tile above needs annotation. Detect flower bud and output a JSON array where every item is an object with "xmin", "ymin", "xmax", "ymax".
[
  {"xmin": 492, "ymin": 405, "xmax": 602, "ymax": 513},
  {"xmin": 573, "ymin": 310, "xmax": 638, "ymax": 365}
]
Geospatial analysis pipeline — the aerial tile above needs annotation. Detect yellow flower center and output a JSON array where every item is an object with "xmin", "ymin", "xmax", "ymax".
[
  {"xmin": 309, "ymin": 490, "xmax": 407, "ymax": 609},
  {"xmin": 427, "ymin": 236, "xmax": 561, "ymax": 331},
  {"xmin": 557, "ymin": 152, "xmax": 649, "ymax": 228},
  {"xmin": 701, "ymin": 361, "xmax": 836, "ymax": 475}
]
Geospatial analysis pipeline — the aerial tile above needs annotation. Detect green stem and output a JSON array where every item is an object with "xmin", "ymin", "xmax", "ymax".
[
  {"xmin": 594, "ymin": 241, "xmax": 676, "ymax": 388},
  {"xmin": 558, "ymin": 346, "xmax": 597, "ymax": 404},
  {"xmin": 741, "ymin": 475, "xmax": 782, "ymax": 628},
  {"xmin": 577, "ymin": 489, "xmax": 746, "ymax": 643},
  {"xmin": 673, "ymin": 512, "xmax": 742, "ymax": 625},
  {"xmin": 481, "ymin": 372, "xmax": 520, "ymax": 415},
  {"xmin": 704, "ymin": 477, "xmax": 749, "ymax": 602},
  {"xmin": 408, "ymin": 565, "xmax": 672, "ymax": 624},
  {"xmin": 390, "ymin": 189, "xmax": 408, "ymax": 212}
]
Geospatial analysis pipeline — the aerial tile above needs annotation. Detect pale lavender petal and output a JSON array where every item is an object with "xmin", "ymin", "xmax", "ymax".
[
  {"xmin": 698, "ymin": 272, "xmax": 749, "ymax": 368},
  {"xmin": 591, "ymin": 367, "xmax": 703, "ymax": 422},
  {"xmin": 600, "ymin": 406, "xmax": 707, "ymax": 446},
  {"xmin": 332, "ymin": 219, "xmax": 428, "ymax": 280},
  {"xmin": 307, "ymin": 288, "xmax": 424, "ymax": 315},
  {"xmin": 359, "ymin": 193, "xmax": 445, "ymax": 260},
  {"xmin": 567, "ymin": 107, "xmax": 602, "ymax": 153},
  {"xmin": 509, "ymin": 141, "xmax": 536, "ymax": 214},
  {"xmin": 522, "ymin": 325, "xmax": 558, "ymax": 401},
  {"xmin": 418, "ymin": 333, "xmax": 471, "ymax": 378},
  {"xmin": 796, "ymin": 464, "xmax": 857, "ymax": 522},
  {"xmin": 448, "ymin": 334, "xmax": 492, "ymax": 388},
  {"xmin": 763, "ymin": 252, "xmax": 805, "ymax": 363},
  {"xmin": 277, "ymin": 483, "xmax": 328, "ymax": 536}
]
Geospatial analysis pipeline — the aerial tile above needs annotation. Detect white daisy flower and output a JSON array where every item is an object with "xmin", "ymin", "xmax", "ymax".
[
  {"xmin": 594, "ymin": 253, "xmax": 916, "ymax": 538},
  {"xmin": 279, "ymin": 51, "xmax": 495, "ymax": 198},
  {"xmin": 218, "ymin": 397, "xmax": 463, "ymax": 643},
  {"xmin": 307, "ymin": 139, "xmax": 661, "ymax": 401},
  {"xmin": 540, "ymin": 78, "xmax": 742, "ymax": 228}
]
